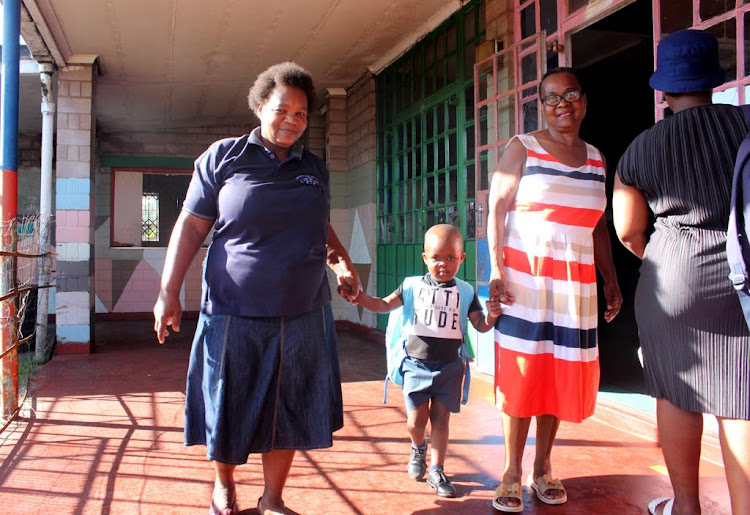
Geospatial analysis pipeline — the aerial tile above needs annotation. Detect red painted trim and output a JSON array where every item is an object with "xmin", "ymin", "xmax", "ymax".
[
  {"xmin": 109, "ymin": 166, "xmax": 192, "ymax": 248},
  {"xmin": 54, "ymin": 342, "xmax": 91, "ymax": 355},
  {"xmin": 1, "ymin": 169, "xmax": 18, "ymax": 413},
  {"xmin": 1, "ymin": 168, "xmax": 18, "ymax": 222},
  {"xmin": 109, "ymin": 167, "xmax": 115, "ymax": 246}
]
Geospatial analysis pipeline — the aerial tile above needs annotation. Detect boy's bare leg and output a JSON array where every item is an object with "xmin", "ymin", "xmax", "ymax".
[
  {"xmin": 426, "ymin": 398, "xmax": 457, "ymax": 497},
  {"xmin": 429, "ymin": 399, "xmax": 451, "ymax": 468},
  {"xmin": 406, "ymin": 402, "xmax": 431, "ymax": 480},
  {"xmin": 406, "ymin": 403, "xmax": 431, "ymax": 446}
]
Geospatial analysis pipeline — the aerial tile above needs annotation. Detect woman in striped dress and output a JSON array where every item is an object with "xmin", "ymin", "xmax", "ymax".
[
  {"xmin": 487, "ymin": 68, "xmax": 622, "ymax": 512},
  {"xmin": 614, "ymin": 30, "xmax": 750, "ymax": 515}
]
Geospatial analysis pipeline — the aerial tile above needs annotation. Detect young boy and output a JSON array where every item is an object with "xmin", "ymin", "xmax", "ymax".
[{"xmin": 356, "ymin": 224, "xmax": 505, "ymax": 497}]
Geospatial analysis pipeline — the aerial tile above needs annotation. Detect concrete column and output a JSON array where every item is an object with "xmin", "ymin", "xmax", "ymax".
[
  {"xmin": 325, "ymin": 88, "xmax": 348, "ymax": 173},
  {"xmin": 485, "ymin": 0, "xmax": 511, "ymax": 44},
  {"xmin": 306, "ymin": 110, "xmax": 325, "ymax": 159},
  {"xmin": 54, "ymin": 56, "xmax": 97, "ymax": 354},
  {"xmin": 35, "ymin": 62, "xmax": 54, "ymax": 361}
]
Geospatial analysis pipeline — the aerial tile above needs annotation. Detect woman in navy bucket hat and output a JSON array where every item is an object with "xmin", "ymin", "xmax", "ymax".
[
  {"xmin": 648, "ymin": 29, "xmax": 724, "ymax": 93},
  {"xmin": 614, "ymin": 30, "xmax": 750, "ymax": 515}
]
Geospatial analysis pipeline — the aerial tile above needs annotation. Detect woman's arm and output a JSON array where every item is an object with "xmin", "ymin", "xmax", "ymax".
[
  {"xmin": 327, "ymin": 224, "xmax": 360, "ymax": 302},
  {"xmin": 593, "ymin": 215, "xmax": 623, "ymax": 322},
  {"xmin": 612, "ymin": 174, "xmax": 650, "ymax": 259},
  {"xmin": 487, "ymin": 138, "xmax": 525, "ymax": 301},
  {"xmin": 154, "ymin": 211, "xmax": 214, "ymax": 343}
]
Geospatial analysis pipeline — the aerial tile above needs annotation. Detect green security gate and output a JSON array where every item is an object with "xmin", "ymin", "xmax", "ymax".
[{"xmin": 375, "ymin": 0, "xmax": 486, "ymax": 330}]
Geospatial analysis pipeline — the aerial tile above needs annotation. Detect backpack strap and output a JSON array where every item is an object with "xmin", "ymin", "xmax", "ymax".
[
  {"xmin": 382, "ymin": 277, "xmax": 420, "ymax": 403},
  {"xmin": 727, "ymin": 106, "xmax": 750, "ymax": 328},
  {"xmin": 455, "ymin": 278, "xmax": 475, "ymax": 405}
]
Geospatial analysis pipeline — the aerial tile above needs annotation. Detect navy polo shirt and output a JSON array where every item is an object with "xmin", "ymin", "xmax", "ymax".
[{"xmin": 183, "ymin": 127, "xmax": 331, "ymax": 317}]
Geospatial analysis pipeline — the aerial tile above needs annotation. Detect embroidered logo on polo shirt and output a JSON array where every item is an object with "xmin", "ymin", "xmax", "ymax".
[{"xmin": 296, "ymin": 175, "xmax": 319, "ymax": 186}]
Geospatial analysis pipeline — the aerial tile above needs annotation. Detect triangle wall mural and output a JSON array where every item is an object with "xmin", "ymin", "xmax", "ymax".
[
  {"xmin": 111, "ymin": 259, "xmax": 142, "ymax": 310},
  {"xmin": 349, "ymin": 208, "xmax": 372, "ymax": 320},
  {"xmin": 113, "ymin": 260, "xmax": 162, "ymax": 312}
]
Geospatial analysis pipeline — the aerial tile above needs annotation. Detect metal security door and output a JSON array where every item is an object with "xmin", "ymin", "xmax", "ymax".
[
  {"xmin": 376, "ymin": 1, "xmax": 487, "ymax": 330},
  {"xmin": 470, "ymin": 33, "xmax": 545, "ymax": 374}
]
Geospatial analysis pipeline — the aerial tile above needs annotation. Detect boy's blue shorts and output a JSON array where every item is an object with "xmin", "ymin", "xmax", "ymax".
[{"xmin": 401, "ymin": 356, "xmax": 464, "ymax": 413}]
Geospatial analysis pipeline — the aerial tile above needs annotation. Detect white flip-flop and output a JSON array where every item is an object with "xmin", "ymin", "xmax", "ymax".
[{"xmin": 648, "ymin": 497, "xmax": 674, "ymax": 515}]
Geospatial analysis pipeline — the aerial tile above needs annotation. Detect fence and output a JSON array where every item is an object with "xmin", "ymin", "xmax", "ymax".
[{"xmin": 0, "ymin": 213, "xmax": 53, "ymax": 434}]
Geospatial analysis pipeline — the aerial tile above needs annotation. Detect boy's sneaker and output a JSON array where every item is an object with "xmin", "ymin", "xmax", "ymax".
[
  {"xmin": 407, "ymin": 446, "xmax": 427, "ymax": 480},
  {"xmin": 427, "ymin": 467, "xmax": 456, "ymax": 498}
]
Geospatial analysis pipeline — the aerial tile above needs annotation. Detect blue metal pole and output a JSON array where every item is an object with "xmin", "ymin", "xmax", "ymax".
[
  {"xmin": 1, "ymin": 0, "xmax": 20, "ymax": 172},
  {"xmin": 0, "ymin": 0, "xmax": 20, "ymax": 417}
]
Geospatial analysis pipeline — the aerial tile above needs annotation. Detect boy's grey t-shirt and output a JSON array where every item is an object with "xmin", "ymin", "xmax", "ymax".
[{"xmin": 394, "ymin": 274, "xmax": 482, "ymax": 362}]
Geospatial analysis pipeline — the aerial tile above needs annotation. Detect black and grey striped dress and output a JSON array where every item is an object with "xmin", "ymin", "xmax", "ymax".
[{"xmin": 618, "ymin": 104, "xmax": 750, "ymax": 420}]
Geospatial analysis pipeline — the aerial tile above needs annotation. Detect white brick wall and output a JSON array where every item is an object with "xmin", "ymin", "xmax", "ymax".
[{"xmin": 56, "ymin": 242, "xmax": 91, "ymax": 261}]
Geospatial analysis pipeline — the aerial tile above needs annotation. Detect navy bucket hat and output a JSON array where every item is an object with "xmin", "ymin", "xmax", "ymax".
[{"xmin": 649, "ymin": 29, "xmax": 725, "ymax": 93}]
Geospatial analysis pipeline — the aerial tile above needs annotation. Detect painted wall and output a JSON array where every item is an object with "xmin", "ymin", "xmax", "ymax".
[
  {"xmin": 94, "ymin": 126, "xmax": 246, "ymax": 314},
  {"xmin": 91, "ymin": 110, "xmax": 369, "ymax": 317},
  {"xmin": 328, "ymin": 76, "xmax": 378, "ymax": 326}
]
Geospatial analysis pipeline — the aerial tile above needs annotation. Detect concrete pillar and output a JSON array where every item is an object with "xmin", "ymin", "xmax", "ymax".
[
  {"xmin": 325, "ymin": 88, "xmax": 348, "ymax": 173},
  {"xmin": 306, "ymin": 110, "xmax": 325, "ymax": 159},
  {"xmin": 54, "ymin": 55, "xmax": 97, "ymax": 354},
  {"xmin": 485, "ymin": 0, "xmax": 511, "ymax": 44},
  {"xmin": 35, "ymin": 62, "xmax": 54, "ymax": 361}
]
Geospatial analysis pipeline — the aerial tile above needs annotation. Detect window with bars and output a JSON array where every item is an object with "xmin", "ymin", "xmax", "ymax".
[
  {"xmin": 142, "ymin": 193, "xmax": 159, "ymax": 242},
  {"xmin": 657, "ymin": 0, "xmax": 750, "ymax": 109},
  {"xmin": 111, "ymin": 169, "xmax": 192, "ymax": 247}
]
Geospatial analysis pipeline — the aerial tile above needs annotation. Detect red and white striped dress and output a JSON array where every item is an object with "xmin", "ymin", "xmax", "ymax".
[{"xmin": 494, "ymin": 133, "xmax": 606, "ymax": 423}]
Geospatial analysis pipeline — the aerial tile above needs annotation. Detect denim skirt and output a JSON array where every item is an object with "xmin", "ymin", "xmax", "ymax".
[
  {"xmin": 184, "ymin": 303, "xmax": 344, "ymax": 464},
  {"xmin": 401, "ymin": 357, "xmax": 464, "ymax": 413}
]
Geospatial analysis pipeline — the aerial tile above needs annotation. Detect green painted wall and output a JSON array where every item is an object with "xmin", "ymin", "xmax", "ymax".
[{"xmin": 375, "ymin": 0, "xmax": 486, "ymax": 334}]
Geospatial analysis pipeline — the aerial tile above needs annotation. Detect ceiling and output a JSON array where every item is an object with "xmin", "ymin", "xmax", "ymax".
[{"xmin": 17, "ymin": 0, "xmax": 465, "ymax": 134}]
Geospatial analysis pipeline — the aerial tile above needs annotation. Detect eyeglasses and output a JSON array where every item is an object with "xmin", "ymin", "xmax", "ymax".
[{"xmin": 541, "ymin": 89, "xmax": 582, "ymax": 106}]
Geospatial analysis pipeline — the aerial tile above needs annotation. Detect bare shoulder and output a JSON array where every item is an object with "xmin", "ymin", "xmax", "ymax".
[
  {"xmin": 528, "ymin": 129, "xmax": 546, "ymax": 141},
  {"xmin": 497, "ymin": 137, "xmax": 527, "ymax": 177}
]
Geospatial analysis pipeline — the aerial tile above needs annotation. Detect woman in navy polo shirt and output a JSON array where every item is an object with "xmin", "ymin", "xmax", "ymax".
[{"xmin": 154, "ymin": 62, "xmax": 359, "ymax": 515}]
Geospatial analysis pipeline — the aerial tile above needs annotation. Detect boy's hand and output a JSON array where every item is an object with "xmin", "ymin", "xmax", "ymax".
[
  {"xmin": 336, "ymin": 273, "xmax": 360, "ymax": 303},
  {"xmin": 486, "ymin": 297, "xmax": 503, "ymax": 318},
  {"xmin": 350, "ymin": 289, "xmax": 365, "ymax": 305},
  {"xmin": 489, "ymin": 271, "xmax": 516, "ymax": 305}
]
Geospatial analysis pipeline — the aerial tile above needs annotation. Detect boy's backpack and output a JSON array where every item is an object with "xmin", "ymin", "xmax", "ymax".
[
  {"xmin": 727, "ymin": 105, "xmax": 750, "ymax": 328},
  {"xmin": 383, "ymin": 276, "xmax": 475, "ymax": 404}
]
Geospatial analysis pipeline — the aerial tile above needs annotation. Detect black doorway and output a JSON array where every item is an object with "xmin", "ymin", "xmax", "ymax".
[{"xmin": 571, "ymin": 0, "xmax": 654, "ymax": 392}]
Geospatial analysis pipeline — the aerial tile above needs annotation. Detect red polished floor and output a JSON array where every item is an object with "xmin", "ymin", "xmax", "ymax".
[{"xmin": 0, "ymin": 321, "xmax": 732, "ymax": 514}]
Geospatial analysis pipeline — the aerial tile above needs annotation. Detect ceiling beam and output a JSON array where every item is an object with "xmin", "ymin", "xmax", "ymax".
[
  {"xmin": 21, "ymin": 0, "xmax": 66, "ymax": 66},
  {"xmin": 367, "ymin": 0, "xmax": 464, "ymax": 75}
]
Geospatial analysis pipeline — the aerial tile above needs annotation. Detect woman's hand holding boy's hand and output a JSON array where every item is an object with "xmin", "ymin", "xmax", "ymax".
[
  {"xmin": 486, "ymin": 297, "xmax": 503, "ymax": 319},
  {"xmin": 336, "ymin": 272, "xmax": 360, "ymax": 303},
  {"xmin": 489, "ymin": 270, "xmax": 515, "ymax": 305}
]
